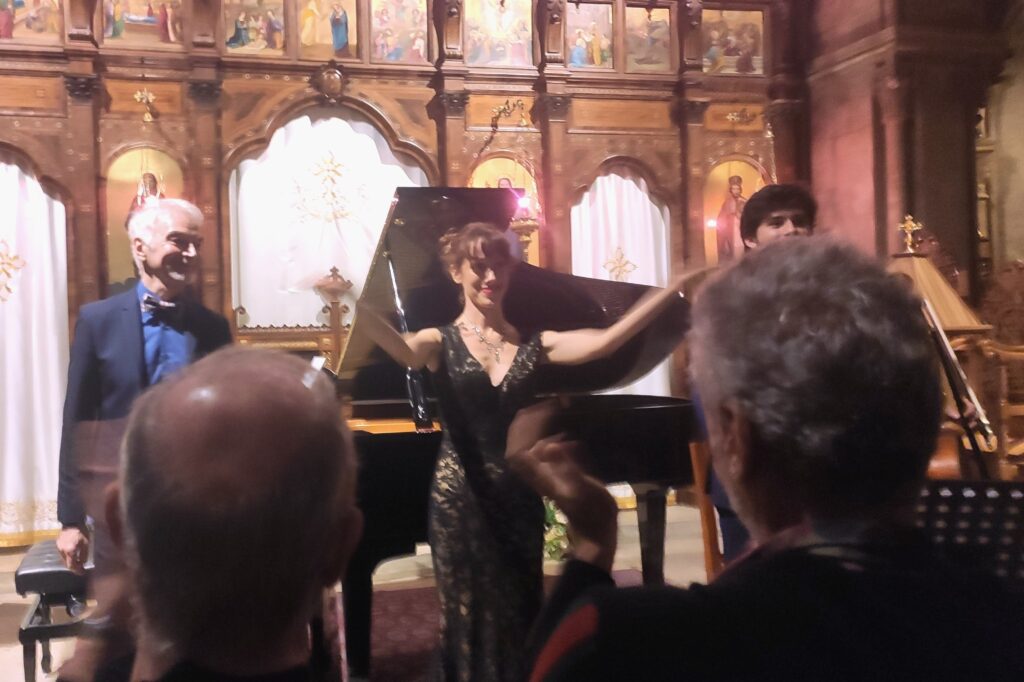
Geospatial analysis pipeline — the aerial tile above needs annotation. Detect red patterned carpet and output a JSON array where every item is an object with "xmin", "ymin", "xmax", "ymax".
[{"xmin": 369, "ymin": 570, "xmax": 644, "ymax": 681}]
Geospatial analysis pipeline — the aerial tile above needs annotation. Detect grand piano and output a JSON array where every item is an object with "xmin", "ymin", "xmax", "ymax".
[{"xmin": 337, "ymin": 188, "xmax": 700, "ymax": 677}]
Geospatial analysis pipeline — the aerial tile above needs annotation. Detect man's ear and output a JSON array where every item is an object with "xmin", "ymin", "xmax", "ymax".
[
  {"xmin": 322, "ymin": 507, "xmax": 364, "ymax": 587},
  {"xmin": 132, "ymin": 236, "xmax": 147, "ymax": 264},
  {"xmin": 105, "ymin": 482, "xmax": 124, "ymax": 551},
  {"xmin": 742, "ymin": 237, "xmax": 758, "ymax": 251}
]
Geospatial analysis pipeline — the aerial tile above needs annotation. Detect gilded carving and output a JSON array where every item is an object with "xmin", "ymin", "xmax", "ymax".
[
  {"xmin": 441, "ymin": 92, "xmax": 470, "ymax": 115},
  {"xmin": 537, "ymin": 94, "xmax": 571, "ymax": 121},
  {"xmin": 310, "ymin": 61, "xmax": 348, "ymax": 105},
  {"xmin": 64, "ymin": 74, "xmax": 100, "ymax": 101},
  {"xmin": 546, "ymin": 0, "xmax": 563, "ymax": 24},
  {"xmin": 684, "ymin": 99, "xmax": 710, "ymax": 125},
  {"xmin": 188, "ymin": 80, "xmax": 223, "ymax": 104}
]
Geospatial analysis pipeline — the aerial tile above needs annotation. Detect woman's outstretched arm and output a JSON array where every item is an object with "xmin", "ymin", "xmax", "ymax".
[
  {"xmin": 540, "ymin": 268, "xmax": 711, "ymax": 366},
  {"xmin": 353, "ymin": 301, "xmax": 442, "ymax": 371}
]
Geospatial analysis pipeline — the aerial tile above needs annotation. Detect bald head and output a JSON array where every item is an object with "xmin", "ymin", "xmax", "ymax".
[{"xmin": 118, "ymin": 347, "xmax": 359, "ymax": 663}]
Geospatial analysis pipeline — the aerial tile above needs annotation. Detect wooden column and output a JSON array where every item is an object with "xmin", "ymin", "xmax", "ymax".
[
  {"xmin": 683, "ymin": 100, "xmax": 710, "ymax": 267},
  {"xmin": 535, "ymin": 94, "xmax": 571, "ymax": 273},
  {"xmin": 437, "ymin": 92, "xmax": 470, "ymax": 187},
  {"xmin": 873, "ymin": 63, "xmax": 912, "ymax": 257},
  {"xmin": 187, "ymin": 79, "xmax": 224, "ymax": 312},
  {"xmin": 63, "ymin": 72, "xmax": 102, "ymax": 308},
  {"xmin": 767, "ymin": 0, "xmax": 810, "ymax": 184}
]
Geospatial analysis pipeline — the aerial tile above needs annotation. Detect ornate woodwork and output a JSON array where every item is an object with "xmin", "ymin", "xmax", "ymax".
[{"xmin": 1, "ymin": 1, "xmax": 790, "ymax": 304}]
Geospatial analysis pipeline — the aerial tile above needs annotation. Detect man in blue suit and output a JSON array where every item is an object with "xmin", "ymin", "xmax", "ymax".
[{"xmin": 56, "ymin": 199, "xmax": 231, "ymax": 573}]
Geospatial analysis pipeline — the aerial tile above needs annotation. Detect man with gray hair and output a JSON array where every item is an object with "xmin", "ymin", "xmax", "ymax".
[
  {"xmin": 104, "ymin": 347, "xmax": 363, "ymax": 680},
  {"xmin": 513, "ymin": 239, "xmax": 1024, "ymax": 681},
  {"xmin": 57, "ymin": 198, "xmax": 231, "ymax": 573}
]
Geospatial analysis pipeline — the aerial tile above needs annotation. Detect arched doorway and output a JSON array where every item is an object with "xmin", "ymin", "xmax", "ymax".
[
  {"xmin": 228, "ymin": 108, "xmax": 429, "ymax": 328},
  {"xmin": 571, "ymin": 162, "xmax": 671, "ymax": 397}
]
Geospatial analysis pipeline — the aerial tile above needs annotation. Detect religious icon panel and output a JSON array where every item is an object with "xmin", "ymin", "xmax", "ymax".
[
  {"xmin": 0, "ymin": 0, "xmax": 62, "ymax": 44},
  {"xmin": 702, "ymin": 9, "xmax": 764, "ymax": 76},
  {"xmin": 370, "ymin": 0, "xmax": 428, "ymax": 64},
  {"xmin": 102, "ymin": 0, "xmax": 183, "ymax": 48},
  {"xmin": 224, "ymin": 0, "xmax": 285, "ymax": 56},
  {"xmin": 565, "ymin": 3, "xmax": 613, "ymax": 69},
  {"xmin": 624, "ymin": 6, "xmax": 671, "ymax": 73},
  {"xmin": 703, "ymin": 158, "xmax": 767, "ymax": 264},
  {"xmin": 105, "ymin": 147, "xmax": 184, "ymax": 292},
  {"xmin": 299, "ymin": 0, "xmax": 357, "ymax": 60},
  {"xmin": 464, "ymin": 0, "xmax": 533, "ymax": 67}
]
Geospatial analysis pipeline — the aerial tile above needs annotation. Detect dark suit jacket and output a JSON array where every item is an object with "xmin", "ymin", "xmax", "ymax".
[{"xmin": 57, "ymin": 289, "xmax": 232, "ymax": 526}]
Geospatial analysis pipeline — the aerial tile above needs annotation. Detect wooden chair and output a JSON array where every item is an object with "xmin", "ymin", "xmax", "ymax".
[
  {"xmin": 688, "ymin": 441, "xmax": 725, "ymax": 581},
  {"xmin": 980, "ymin": 340, "xmax": 1024, "ymax": 471},
  {"xmin": 978, "ymin": 261, "xmax": 1024, "ymax": 477}
]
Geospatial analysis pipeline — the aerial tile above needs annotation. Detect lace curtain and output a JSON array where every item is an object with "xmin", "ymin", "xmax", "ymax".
[
  {"xmin": 0, "ymin": 159, "xmax": 68, "ymax": 544},
  {"xmin": 570, "ymin": 167, "xmax": 672, "ymax": 397},
  {"xmin": 229, "ymin": 110, "xmax": 427, "ymax": 327}
]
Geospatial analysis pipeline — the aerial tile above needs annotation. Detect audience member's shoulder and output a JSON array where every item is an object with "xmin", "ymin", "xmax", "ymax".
[{"xmin": 532, "ymin": 583, "xmax": 714, "ymax": 682}]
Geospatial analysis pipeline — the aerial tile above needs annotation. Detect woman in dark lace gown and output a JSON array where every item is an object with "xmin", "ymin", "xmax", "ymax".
[{"xmin": 356, "ymin": 223, "xmax": 687, "ymax": 681}]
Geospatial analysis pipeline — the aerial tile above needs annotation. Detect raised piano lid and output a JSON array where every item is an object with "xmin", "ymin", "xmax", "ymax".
[{"xmin": 338, "ymin": 187, "xmax": 691, "ymax": 420}]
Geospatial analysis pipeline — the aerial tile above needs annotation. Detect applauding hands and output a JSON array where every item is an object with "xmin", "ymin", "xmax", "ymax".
[{"xmin": 507, "ymin": 401, "xmax": 619, "ymax": 573}]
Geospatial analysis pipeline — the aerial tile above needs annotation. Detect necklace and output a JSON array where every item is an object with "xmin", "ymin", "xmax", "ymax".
[{"xmin": 457, "ymin": 321, "xmax": 505, "ymax": 363}]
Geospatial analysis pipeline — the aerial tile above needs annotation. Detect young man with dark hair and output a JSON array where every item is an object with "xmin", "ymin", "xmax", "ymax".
[{"xmin": 739, "ymin": 182, "xmax": 817, "ymax": 250}]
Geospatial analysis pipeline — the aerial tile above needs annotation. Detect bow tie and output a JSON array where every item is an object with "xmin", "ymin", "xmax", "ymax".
[{"xmin": 142, "ymin": 295, "xmax": 184, "ymax": 326}]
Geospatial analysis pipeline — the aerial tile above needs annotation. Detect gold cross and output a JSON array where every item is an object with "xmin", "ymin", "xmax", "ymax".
[
  {"xmin": 133, "ymin": 89, "xmax": 157, "ymax": 122},
  {"xmin": 0, "ymin": 239, "xmax": 27, "ymax": 302},
  {"xmin": 603, "ymin": 247, "xmax": 638, "ymax": 282},
  {"xmin": 898, "ymin": 214, "xmax": 923, "ymax": 254}
]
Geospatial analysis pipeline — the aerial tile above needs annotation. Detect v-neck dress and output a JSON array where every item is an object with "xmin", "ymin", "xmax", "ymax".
[{"xmin": 428, "ymin": 324, "xmax": 546, "ymax": 682}]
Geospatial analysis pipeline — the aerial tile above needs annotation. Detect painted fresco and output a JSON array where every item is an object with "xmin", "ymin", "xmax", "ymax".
[
  {"xmin": 102, "ymin": 0, "xmax": 183, "ymax": 48},
  {"xmin": 565, "ymin": 3, "xmax": 612, "ymax": 69},
  {"xmin": 299, "ymin": 0, "xmax": 358, "ymax": 60},
  {"xmin": 464, "ymin": 0, "xmax": 532, "ymax": 67},
  {"xmin": 624, "ymin": 6, "xmax": 671, "ymax": 73},
  {"xmin": 702, "ymin": 9, "xmax": 764, "ymax": 76},
  {"xmin": 224, "ymin": 0, "xmax": 285, "ymax": 56},
  {"xmin": 0, "ymin": 0, "xmax": 63, "ymax": 44},
  {"xmin": 370, "ymin": 0, "xmax": 428, "ymax": 64}
]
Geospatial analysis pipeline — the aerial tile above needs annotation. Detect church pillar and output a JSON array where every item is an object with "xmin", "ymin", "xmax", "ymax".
[
  {"xmin": 63, "ymin": 69, "xmax": 102, "ymax": 309},
  {"xmin": 436, "ymin": 92, "xmax": 470, "ymax": 187},
  {"xmin": 535, "ymin": 94, "xmax": 571, "ymax": 273},
  {"xmin": 873, "ymin": 64, "xmax": 913, "ymax": 258},
  {"xmin": 187, "ymin": 78, "xmax": 224, "ymax": 312},
  {"xmin": 766, "ymin": 0, "xmax": 810, "ymax": 184},
  {"xmin": 683, "ymin": 100, "xmax": 710, "ymax": 267},
  {"xmin": 534, "ymin": 0, "xmax": 571, "ymax": 273},
  {"xmin": 807, "ymin": 0, "xmax": 1011, "ymax": 295}
]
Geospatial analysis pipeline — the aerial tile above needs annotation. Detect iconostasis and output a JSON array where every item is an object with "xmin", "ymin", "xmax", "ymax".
[{"xmin": 0, "ymin": 0, "xmax": 790, "ymax": 323}]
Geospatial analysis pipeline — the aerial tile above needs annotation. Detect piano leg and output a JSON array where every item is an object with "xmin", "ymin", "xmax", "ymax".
[
  {"xmin": 633, "ymin": 483, "xmax": 667, "ymax": 585},
  {"xmin": 341, "ymin": 556, "xmax": 376, "ymax": 678}
]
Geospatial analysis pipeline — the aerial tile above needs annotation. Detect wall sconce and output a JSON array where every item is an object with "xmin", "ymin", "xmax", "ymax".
[{"xmin": 133, "ymin": 88, "xmax": 157, "ymax": 123}]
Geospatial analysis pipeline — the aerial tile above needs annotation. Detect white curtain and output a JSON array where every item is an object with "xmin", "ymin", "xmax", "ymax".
[
  {"xmin": 230, "ymin": 109, "xmax": 428, "ymax": 327},
  {"xmin": 571, "ymin": 168, "xmax": 672, "ymax": 397},
  {"xmin": 0, "ymin": 160, "xmax": 68, "ymax": 544}
]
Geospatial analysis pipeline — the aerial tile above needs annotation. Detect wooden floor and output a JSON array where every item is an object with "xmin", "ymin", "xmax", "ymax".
[{"xmin": 0, "ymin": 505, "xmax": 708, "ymax": 680}]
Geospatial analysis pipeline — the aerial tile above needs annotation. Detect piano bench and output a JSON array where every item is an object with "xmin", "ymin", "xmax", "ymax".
[{"xmin": 15, "ymin": 540, "xmax": 91, "ymax": 682}]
